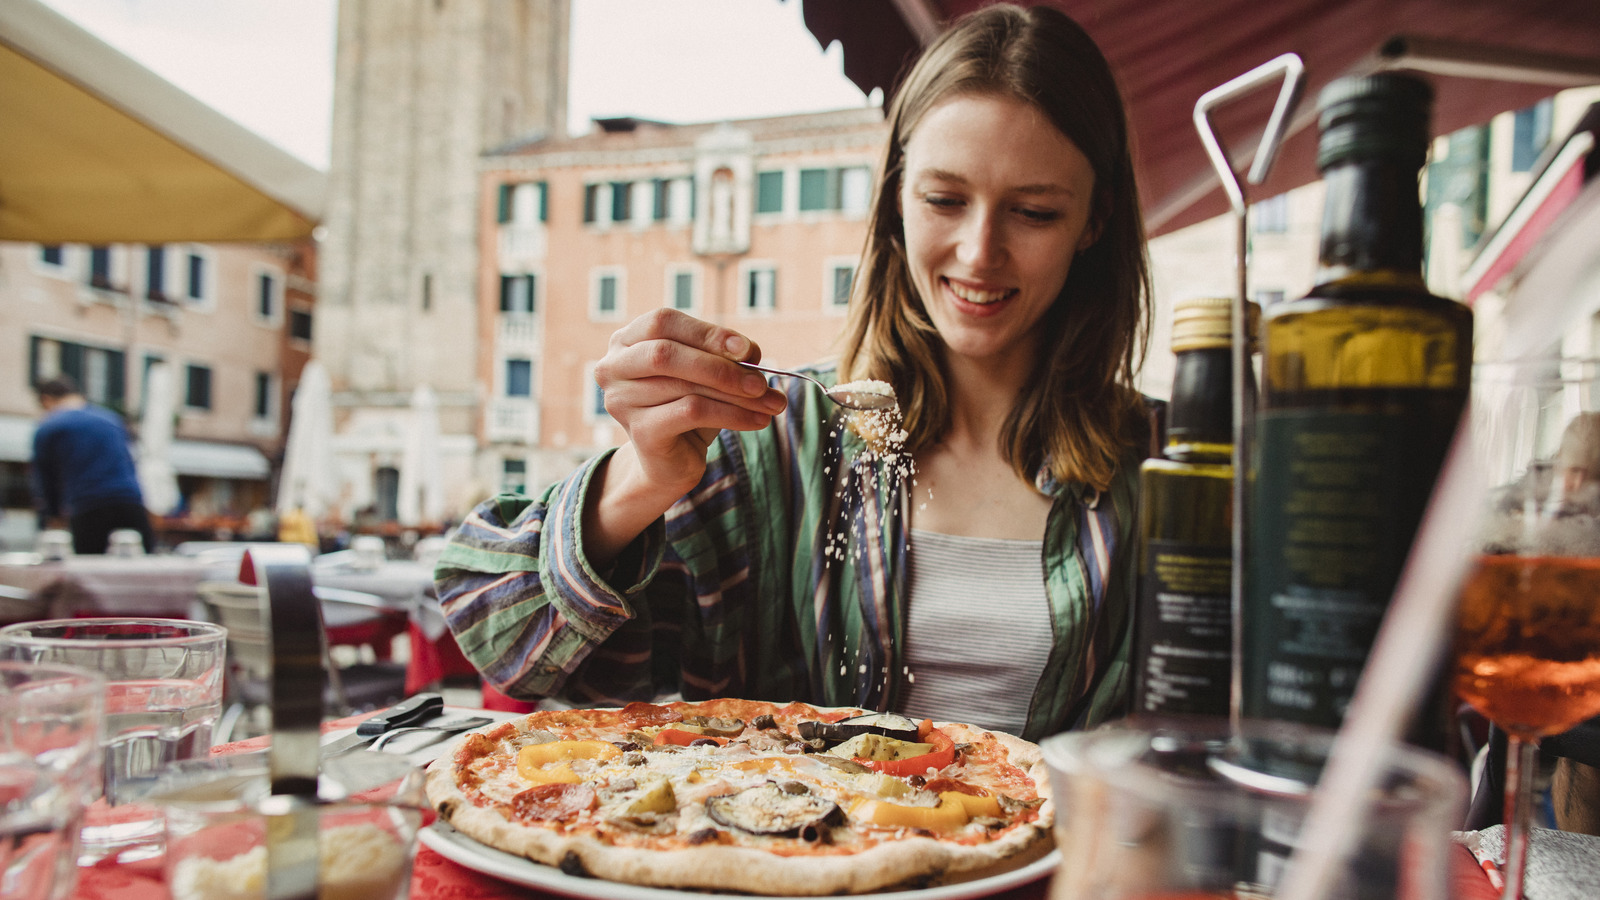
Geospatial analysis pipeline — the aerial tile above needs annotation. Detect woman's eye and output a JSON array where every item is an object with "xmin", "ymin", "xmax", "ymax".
[
  {"xmin": 1015, "ymin": 207, "xmax": 1063, "ymax": 223},
  {"xmin": 921, "ymin": 195, "xmax": 963, "ymax": 210}
]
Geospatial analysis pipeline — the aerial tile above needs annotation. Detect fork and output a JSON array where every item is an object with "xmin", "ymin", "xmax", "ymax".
[{"xmin": 366, "ymin": 716, "xmax": 496, "ymax": 752}]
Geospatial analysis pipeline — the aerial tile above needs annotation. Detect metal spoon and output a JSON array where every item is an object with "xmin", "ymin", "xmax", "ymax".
[{"xmin": 739, "ymin": 361, "xmax": 897, "ymax": 411}]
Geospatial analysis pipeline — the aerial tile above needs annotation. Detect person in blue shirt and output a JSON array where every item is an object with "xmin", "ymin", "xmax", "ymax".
[{"xmin": 31, "ymin": 376, "xmax": 155, "ymax": 554}]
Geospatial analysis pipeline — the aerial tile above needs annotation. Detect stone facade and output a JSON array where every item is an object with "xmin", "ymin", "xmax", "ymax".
[{"xmin": 317, "ymin": 0, "xmax": 570, "ymax": 523}]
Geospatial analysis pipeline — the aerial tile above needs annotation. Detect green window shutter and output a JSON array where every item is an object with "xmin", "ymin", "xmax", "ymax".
[
  {"xmin": 538, "ymin": 182, "xmax": 549, "ymax": 222},
  {"xmin": 525, "ymin": 274, "xmax": 538, "ymax": 312},
  {"xmin": 499, "ymin": 275, "xmax": 513, "ymax": 312},
  {"xmin": 497, "ymin": 183, "xmax": 513, "ymax": 223},
  {"xmin": 583, "ymin": 184, "xmax": 599, "ymax": 223},
  {"xmin": 756, "ymin": 171, "xmax": 784, "ymax": 213},
  {"xmin": 674, "ymin": 271, "xmax": 692, "ymax": 309},
  {"xmin": 798, "ymin": 168, "xmax": 829, "ymax": 211},
  {"xmin": 611, "ymin": 182, "xmax": 631, "ymax": 222}
]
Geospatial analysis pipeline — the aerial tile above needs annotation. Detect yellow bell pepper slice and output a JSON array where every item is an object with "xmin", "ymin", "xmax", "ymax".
[
  {"xmin": 515, "ymin": 740, "xmax": 620, "ymax": 783},
  {"xmin": 852, "ymin": 794, "xmax": 970, "ymax": 832},
  {"xmin": 944, "ymin": 791, "xmax": 1002, "ymax": 818},
  {"xmin": 517, "ymin": 761, "xmax": 581, "ymax": 785}
]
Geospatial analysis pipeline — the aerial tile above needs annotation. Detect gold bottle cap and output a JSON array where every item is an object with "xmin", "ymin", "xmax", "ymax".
[{"xmin": 1170, "ymin": 296, "xmax": 1260, "ymax": 353}]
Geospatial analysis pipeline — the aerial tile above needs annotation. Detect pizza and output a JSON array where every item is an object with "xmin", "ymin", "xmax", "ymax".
[{"xmin": 424, "ymin": 698, "xmax": 1054, "ymax": 895}]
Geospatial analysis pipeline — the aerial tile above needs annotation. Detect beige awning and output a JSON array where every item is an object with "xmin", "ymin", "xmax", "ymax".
[{"xmin": 0, "ymin": 0, "xmax": 324, "ymax": 243}]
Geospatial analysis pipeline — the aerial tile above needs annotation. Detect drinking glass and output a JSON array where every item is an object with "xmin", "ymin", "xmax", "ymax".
[
  {"xmin": 1040, "ymin": 720, "xmax": 1466, "ymax": 900},
  {"xmin": 1457, "ymin": 358, "xmax": 1600, "ymax": 899},
  {"xmin": 0, "ymin": 661, "xmax": 104, "ymax": 900},
  {"xmin": 0, "ymin": 618, "xmax": 226, "ymax": 865}
]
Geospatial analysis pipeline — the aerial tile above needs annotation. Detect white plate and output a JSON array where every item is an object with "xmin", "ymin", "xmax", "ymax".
[{"xmin": 420, "ymin": 819, "xmax": 1059, "ymax": 900}]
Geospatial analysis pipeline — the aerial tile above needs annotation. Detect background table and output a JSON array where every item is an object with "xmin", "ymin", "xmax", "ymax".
[{"xmin": 0, "ymin": 556, "xmax": 212, "ymax": 621}]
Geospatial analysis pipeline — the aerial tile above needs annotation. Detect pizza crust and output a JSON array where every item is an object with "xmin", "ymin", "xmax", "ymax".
[{"xmin": 425, "ymin": 703, "xmax": 1054, "ymax": 896}]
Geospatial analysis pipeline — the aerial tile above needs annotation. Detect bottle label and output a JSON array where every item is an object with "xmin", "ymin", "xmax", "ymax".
[
  {"xmin": 1245, "ymin": 406, "xmax": 1446, "ymax": 726},
  {"xmin": 1135, "ymin": 540, "xmax": 1232, "ymax": 717}
]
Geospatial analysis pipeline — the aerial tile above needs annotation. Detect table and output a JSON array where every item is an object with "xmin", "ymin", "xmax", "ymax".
[
  {"xmin": 66, "ymin": 709, "xmax": 1502, "ymax": 900},
  {"xmin": 0, "ymin": 556, "xmax": 214, "ymax": 621}
]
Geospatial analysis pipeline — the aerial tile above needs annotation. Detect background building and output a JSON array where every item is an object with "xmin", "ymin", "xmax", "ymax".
[
  {"xmin": 477, "ymin": 108, "xmax": 884, "ymax": 489},
  {"xmin": 0, "ymin": 238, "xmax": 317, "ymax": 548}
]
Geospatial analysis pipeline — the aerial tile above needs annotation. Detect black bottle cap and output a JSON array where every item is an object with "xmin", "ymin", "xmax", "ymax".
[{"xmin": 1315, "ymin": 72, "xmax": 1434, "ymax": 171}]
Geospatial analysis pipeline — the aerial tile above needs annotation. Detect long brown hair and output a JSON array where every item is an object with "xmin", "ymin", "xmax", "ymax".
[{"xmin": 839, "ymin": 3, "xmax": 1150, "ymax": 492}]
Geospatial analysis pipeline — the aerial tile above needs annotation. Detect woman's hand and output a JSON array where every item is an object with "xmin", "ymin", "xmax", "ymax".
[{"xmin": 583, "ymin": 309, "xmax": 787, "ymax": 563}]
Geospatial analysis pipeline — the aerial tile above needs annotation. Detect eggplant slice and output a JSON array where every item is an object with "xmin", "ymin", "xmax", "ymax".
[
  {"xmin": 796, "ymin": 713, "xmax": 919, "ymax": 746},
  {"xmin": 704, "ymin": 782, "xmax": 841, "ymax": 839}
]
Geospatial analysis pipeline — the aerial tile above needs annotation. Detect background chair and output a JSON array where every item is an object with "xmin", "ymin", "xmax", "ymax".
[{"xmin": 198, "ymin": 579, "xmax": 408, "ymax": 741}]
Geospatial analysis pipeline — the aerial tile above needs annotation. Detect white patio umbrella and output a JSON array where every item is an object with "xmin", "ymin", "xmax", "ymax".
[
  {"xmin": 276, "ymin": 360, "xmax": 338, "ymax": 521},
  {"xmin": 136, "ymin": 360, "xmax": 180, "ymax": 515},
  {"xmin": 397, "ymin": 384, "xmax": 444, "ymax": 526}
]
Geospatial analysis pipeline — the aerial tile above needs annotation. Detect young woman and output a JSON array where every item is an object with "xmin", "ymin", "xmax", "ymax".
[{"xmin": 436, "ymin": 3, "xmax": 1151, "ymax": 740}]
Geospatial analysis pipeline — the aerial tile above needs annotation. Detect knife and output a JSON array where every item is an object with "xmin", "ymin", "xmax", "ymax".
[{"xmin": 320, "ymin": 692, "xmax": 444, "ymax": 757}]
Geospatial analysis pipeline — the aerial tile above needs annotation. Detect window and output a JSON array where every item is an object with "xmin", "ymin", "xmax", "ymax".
[
  {"xmin": 840, "ymin": 167, "xmax": 871, "ymax": 214},
  {"xmin": 185, "ymin": 250, "xmax": 209, "ymax": 304},
  {"xmin": 253, "ymin": 372, "xmax": 272, "ymax": 419},
  {"xmin": 756, "ymin": 171, "xmax": 785, "ymax": 213},
  {"xmin": 145, "ymin": 246, "xmax": 167, "ymax": 300},
  {"xmin": 742, "ymin": 265, "xmax": 777, "ymax": 312},
  {"xmin": 501, "ymin": 458, "xmax": 527, "ymax": 494},
  {"xmin": 1252, "ymin": 195, "xmax": 1288, "ymax": 234},
  {"xmin": 610, "ymin": 181, "xmax": 632, "ymax": 222},
  {"xmin": 506, "ymin": 359, "xmax": 533, "ymax": 397},
  {"xmin": 590, "ymin": 376, "xmax": 609, "ymax": 418},
  {"xmin": 1512, "ymin": 99, "xmax": 1553, "ymax": 173},
  {"xmin": 39, "ymin": 245, "xmax": 64, "ymax": 268},
  {"xmin": 256, "ymin": 271, "xmax": 278, "ymax": 320},
  {"xmin": 798, "ymin": 169, "xmax": 832, "ymax": 211},
  {"xmin": 499, "ymin": 181, "xmax": 548, "ymax": 224},
  {"xmin": 184, "ymin": 364, "xmax": 213, "ymax": 410},
  {"xmin": 652, "ymin": 179, "xmax": 671, "ymax": 221},
  {"xmin": 500, "ymin": 273, "xmax": 537, "ymax": 313},
  {"xmin": 583, "ymin": 184, "xmax": 601, "ymax": 223},
  {"xmin": 827, "ymin": 262, "xmax": 855, "ymax": 311},
  {"xmin": 593, "ymin": 270, "xmax": 623, "ymax": 318},
  {"xmin": 799, "ymin": 166, "xmax": 870, "ymax": 213},
  {"xmin": 30, "ymin": 336, "xmax": 125, "ymax": 409},
  {"xmin": 88, "ymin": 246, "xmax": 113, "ymax": 289},
  {"xmin": 670, "ymin": 269, "xmax": 694, "ymax": 311},
  {"xmin": 289, "ymin": 309, "xmax": 313, "ymax": 342}
]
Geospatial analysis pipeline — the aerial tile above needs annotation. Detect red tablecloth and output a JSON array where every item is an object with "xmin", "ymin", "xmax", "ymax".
[{"xmin": 68, "ymin": 714, "xmax": 1498, "ymax": 900}]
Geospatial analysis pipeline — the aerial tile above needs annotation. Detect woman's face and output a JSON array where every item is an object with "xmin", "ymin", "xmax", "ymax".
[{"xmin": 898, "ymin": 93, "xmax": 1099, "ymax": 368}]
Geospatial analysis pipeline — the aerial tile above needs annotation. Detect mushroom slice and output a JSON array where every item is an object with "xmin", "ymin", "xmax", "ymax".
[{"xmin": 704, "ymin": 783, "xmax": 841, "ymax": 839}]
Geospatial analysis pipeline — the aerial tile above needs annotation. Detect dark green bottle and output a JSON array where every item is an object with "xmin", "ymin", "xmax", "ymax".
[
  {"xmin": 1135, "ymin": 296, "xmax": 1256, "ymax": 718},
  {"xmin": 1244, "ymin": 72, "xmax": 1472, "ymax": 739}
]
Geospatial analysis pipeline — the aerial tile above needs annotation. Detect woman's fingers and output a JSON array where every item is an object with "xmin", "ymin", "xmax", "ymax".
[{"xmin": 599, "ymin": 309, "xmax": 777, "ymax": 408}]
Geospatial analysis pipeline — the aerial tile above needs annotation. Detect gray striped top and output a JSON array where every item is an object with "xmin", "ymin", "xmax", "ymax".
[{"xmin": 896, "ymin": 529, "xmax": 1052, "ymax": 736}]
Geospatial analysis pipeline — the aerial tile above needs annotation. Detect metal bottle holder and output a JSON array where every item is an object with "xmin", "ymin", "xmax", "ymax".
[{"xmin": 1191, "ymin": 53, "xmax": 1305, "ymax": 731}]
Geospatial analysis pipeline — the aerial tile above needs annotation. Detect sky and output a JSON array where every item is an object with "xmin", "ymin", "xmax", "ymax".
[{"xmin": 38, "ymin": 0, "xmax": 872, "ymax": 170}]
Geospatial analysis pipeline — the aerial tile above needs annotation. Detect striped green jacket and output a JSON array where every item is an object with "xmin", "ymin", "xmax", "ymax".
[{"xmin": 435, "ymin": 368, "xmax": 1142, "ymax": 741}]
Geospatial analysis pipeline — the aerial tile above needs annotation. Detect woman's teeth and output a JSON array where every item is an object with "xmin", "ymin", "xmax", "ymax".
[{"xmin": 947, "ymin": 282, "xmax": 1013, "ymax": 305}]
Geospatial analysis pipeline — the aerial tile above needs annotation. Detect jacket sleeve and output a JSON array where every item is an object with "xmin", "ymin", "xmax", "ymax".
[
  {"xmin": 432, "ymin": 450, "xmax": 668, "ymax": 701},
  {"xmin": 31, "ymin": 426, "xmax": 61, "ymax": 521}
]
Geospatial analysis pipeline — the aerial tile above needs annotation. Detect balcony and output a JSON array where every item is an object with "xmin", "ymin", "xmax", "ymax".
[
  {"xmin": 487, "ymin": 398, "xmax": 540, "ymax": 445},
  {"xmin": 497, "ymin": 224, "xmax": 547, "ymax": 270},
  {"xmin": 499, "ymin": 313, "xmax": 540, "ymax": 348}
]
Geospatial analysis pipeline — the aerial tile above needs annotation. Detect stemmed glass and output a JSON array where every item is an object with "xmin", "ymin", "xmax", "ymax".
[{"xmin": 1456, "ymin": 357, "xmax": 1600, "ymax": 900}]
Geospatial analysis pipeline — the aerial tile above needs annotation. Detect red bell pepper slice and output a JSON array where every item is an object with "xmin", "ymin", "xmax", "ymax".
[
  {"xmin": 859, "ymin": 719, "xmax": 955, "ymax": 776},
  {"xmin": 654, "ymin": 728, "xmax": 729, "ymax": 747}
]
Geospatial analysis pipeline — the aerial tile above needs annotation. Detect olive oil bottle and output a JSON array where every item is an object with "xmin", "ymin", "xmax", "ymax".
[
  {"xmin": 1243, "ymin": 73, "xmax": 1472, "ymax": 735},
  {"xmin": 1135, "ymin": 296, "xmax": 1256, "ymax": 718}
]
